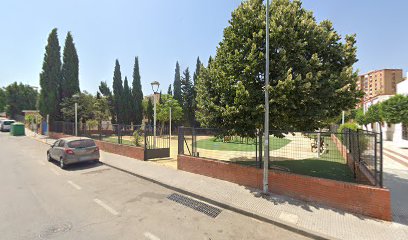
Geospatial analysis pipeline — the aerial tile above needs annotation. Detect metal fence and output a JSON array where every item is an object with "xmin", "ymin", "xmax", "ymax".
[
  {"xmin": 51, "ymin": 121, "xmax": 144, "ymax": 147},
  {"xmin": 179, "ymin": 127, "xmax": 383, "ymax": 186}
]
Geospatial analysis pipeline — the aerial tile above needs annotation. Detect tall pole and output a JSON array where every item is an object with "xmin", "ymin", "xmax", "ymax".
[
  {"xmin": 46, "ymin": 114, "xmax": 49, "ymax": 137},
  {"xmin": 342, "ymin": 111, "xmax": 345, "ymax": 125},
  {"xmin": 75, "ymin": 102, "xmax": 78, "ymax": 136},
  {"xmin": 169, "ymin": 107, "xmax": 172, "ymax": 141},
  {"xmin": 263, "ymin": 0, "xmax": 270, "ymax": 194},
  {"xmin": 153, "ymin": 94, "xmax": 157, "ymax": 148}
]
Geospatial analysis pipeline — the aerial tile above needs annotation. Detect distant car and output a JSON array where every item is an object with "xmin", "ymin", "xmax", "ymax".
[
  {"xmin": 0, "ymin": 120, "xmax": 15, "ymax": 132},
  {"xmin": 47, "ymin": 137, "xmax": 100, "ymax": 169}
]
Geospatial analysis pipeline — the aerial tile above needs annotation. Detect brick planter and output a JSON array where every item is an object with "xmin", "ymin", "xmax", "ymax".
[{"xmin": 178, "ymin": 155, "xmax": 392, "ymax": 221}]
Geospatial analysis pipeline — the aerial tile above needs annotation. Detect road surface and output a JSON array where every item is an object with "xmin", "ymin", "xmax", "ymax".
[{"xmin": 0, "ymin": 132, "xmax": 310, "ymax": 240}]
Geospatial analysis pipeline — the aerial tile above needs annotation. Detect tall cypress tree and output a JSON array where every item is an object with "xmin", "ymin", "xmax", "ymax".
[
  {"xmin": 39, "ymin": 28, "xmax": 62, "ymax": 121},
  {"xmin": 61, "ymin": 31, "xmax": 80, "ymax": 100},
  {"xmin": 192, "ymin": 57, "xmax": 202, "ymax": 126},
  {"xmin": 123, "ymin": 76, "xmax": 132, "ymax": 124},
  {"xmin": 112, "ymin": 60, "xmax": 124, "ymax": 124},
  {"xmin": 181, "ymin": 67, "xmax": 194, "ymax": 126},
  {"xmin": 167, "ymin": 84, "xmax": 172, "ymax": 96},
  {"xmin": 131, "ymin": 56, "xmax": 143, "ymax": 125},
  {"xmin": 173, "ymin": 61, "xmax": 182, "ymax": 105},
  {"xmin": 147, "ymin": 98, "xmax": 154, "ymax": 125}
]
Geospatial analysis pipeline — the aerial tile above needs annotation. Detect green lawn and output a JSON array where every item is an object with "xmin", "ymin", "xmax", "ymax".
[
  {"xmin": 233, "ymin": 138, "xmax": 355, "ymax": 183},
  {"xmin": 196, "ymin": 136, "xmax": 291, "ymax": 151},
  {"xmin": 101, "ymin": 136, "xmax": 136, "ymax": 146}
]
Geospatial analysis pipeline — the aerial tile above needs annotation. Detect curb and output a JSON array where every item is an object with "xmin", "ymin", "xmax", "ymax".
[
  {"xmin": 103, "ymin": 162, "xmax": 335, "ymax": 240},
  {"xmin": 27, "ymin": 134, "xmax": 334, "ymax": 240}
]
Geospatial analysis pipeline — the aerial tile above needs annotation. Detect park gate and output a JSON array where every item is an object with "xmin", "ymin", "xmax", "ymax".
[{"xmin": 144, "ymin": 125, "xmax": 170, "ymax": 160}]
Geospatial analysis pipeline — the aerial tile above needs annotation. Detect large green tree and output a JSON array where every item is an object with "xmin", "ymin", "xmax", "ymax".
[
  {"xmin": 181, "ymin": 68, "xmax": 194, "ymax": 126},
  {"xmin": 4, "ymin": 82, "xmax": 38, "ymax": 118},
  {"xmin": 123, "ymin": 76, "xmax": 132, "ymax": 124},
  {"xmin": 167, "ymin": 84, "xmax": 172, "ymax": 95},
  {"xmin": 192, "ymin": 57, "xmax": 202, "ymax": 126},
  {"xmin": 146, "ymin": 98, "xmax": 154, "ymax": 125},
  {"xmin": 112, "ymin": 60, "xmax": 124, "ymax": 124},
  {"xmin": 157, "ymin": 94, "xmax": 183, "ymax": 128},
  {"xmin": 0, "ymin": 88, "xmax": 5, "ymax": 112},
  {"xmin": 173, "ymin": 61, "xmax": 182, "ymax": 104},
  {"xmin": 61, "ymin": 32, "xmax": 80, "ymax": 100},
  {"xmin": 131, "ymin": 57, "xmax": 143, "ymax": 125},
  {"xmin": 196, "ymin": 0, "xmax": 362, "ymax": 136},
  {"xmin": 355, "ymin": 108, "xmax": 368, "ymax": 128},
  {"xmin": 60, "ymin": 91, "xmax": 95, "ymax": 122},
  {"xmin": 365, "ymin": 103, "xmax": 383, "ymax": 125},
  {"xmin": 98, "ymin": 81, "xmax": 115, "ymax": 123},
  {"xmin": 382, "ymin": 94, "xmax": 408, "ymax": 124},
  {"xmin": 39, "ymin": 28, "xmax": 62, "ymax": 121}
]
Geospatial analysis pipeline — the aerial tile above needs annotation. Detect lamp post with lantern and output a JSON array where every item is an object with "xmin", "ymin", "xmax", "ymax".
[{"xmin": 151, "ymin": 81, "xmax": 160, "ymax": 148}]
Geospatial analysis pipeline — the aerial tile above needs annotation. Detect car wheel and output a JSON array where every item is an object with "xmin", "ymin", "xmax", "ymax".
[
  {"xmin": 47, "ymin": 152, "xmax": 52, "ymax": 162},
  {"xmin": 60, "ymin": 157, "xmax": 66, "ymax": 169},
  {"xmin": 94, "ymin": 159, "xmax": 100, "ymax": 164}
]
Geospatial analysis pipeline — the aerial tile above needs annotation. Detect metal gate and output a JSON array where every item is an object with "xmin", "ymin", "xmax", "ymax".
[{"xmin": 144, "ymin": 125, "xmax": 170, "ymax": 160}]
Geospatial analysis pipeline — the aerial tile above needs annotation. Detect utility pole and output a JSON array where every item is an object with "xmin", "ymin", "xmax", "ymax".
[
  {"xmin": 263, "ymin": 0, "xmax": 270, "ymax": 194},
  {"xmin": 153, "ymin": 94, "xmax": 157, "ymax": 148},
  {"xmin": 75, "ymin": 102, "xmax": 78, "ymax": 136},
  {"xmin": 342, "ymin": 111, "xmax": 345, "ymax": 125}
]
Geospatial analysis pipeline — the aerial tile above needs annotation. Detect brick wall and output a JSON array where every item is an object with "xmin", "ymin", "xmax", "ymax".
[
  {"xmin": 178, "ymin": 155, "xmax": 392, "ymax": 221},
  {"xmin": 48, "ymin": 132, "xmax": 145, "ymax": 161}
]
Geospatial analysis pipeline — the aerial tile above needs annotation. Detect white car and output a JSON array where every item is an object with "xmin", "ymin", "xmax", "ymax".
[{"xmin": 0, "ymin": 120, "xmax": 15, "ymax": 132}]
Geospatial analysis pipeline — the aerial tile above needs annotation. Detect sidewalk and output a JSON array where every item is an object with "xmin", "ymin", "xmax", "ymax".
[
  {"xmin": 27, "ymin": 132, "xmax": 408, "ymax": 240},
  {"xmin": 382, "ymin": 141, "xmax": 408, "ymax": 226}
]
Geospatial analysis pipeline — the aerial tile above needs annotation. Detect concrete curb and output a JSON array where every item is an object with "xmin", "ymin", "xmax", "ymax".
[{"xmin": 103, "ymin": 162, "xmax": 336, "ymax": 240}]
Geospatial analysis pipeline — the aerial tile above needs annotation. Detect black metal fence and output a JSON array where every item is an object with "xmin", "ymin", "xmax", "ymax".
[{"xmin": 179, "ymin": 127, "xmax": 383, "ymax": 186}]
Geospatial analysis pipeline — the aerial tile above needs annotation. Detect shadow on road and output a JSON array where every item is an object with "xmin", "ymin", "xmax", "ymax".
[{"xmin": 49, "ymin": 159, "xmax": 103, "ymax": 171}]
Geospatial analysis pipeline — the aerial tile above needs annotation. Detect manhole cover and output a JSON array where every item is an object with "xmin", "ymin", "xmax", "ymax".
[
  {"xmin": 167, "ymin": 193, "xmax": 222, "ymax": 218},
  {"xmin": 39, "ymin": 222, "xmax": 72, "ymax": 239}
]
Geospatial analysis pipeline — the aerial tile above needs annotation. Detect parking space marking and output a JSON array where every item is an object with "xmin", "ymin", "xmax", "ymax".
[
  {"xmin": 93, "ymin": 198, "xmax": 119, "ymax": 216},
  {"xmin": 37, "ymin": 160, "xmax": 45, "ymax": 166},
  {"xmin": 49, "ymin": 168, "xmax": 61, "ymax": 176},
  {"xmin": 144, "ymin": 232, "xmax": 161, "ymax": 240},
  {"xmin": 67, "ymin": 180, "xmax": 82, "ymax": 190}
]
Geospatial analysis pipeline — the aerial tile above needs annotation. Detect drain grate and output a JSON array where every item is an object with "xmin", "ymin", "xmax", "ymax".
[{"xmin": 167, "ymin": 193, "xmax": 222, "ymax": 218}]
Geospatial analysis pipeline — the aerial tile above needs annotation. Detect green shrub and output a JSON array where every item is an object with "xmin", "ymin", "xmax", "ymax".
[
  {"xmin": 337, "ymin": 122, "xmax": 359, "ymax": 142},
  {"xmin": 133, "ymin": 129, "xmax": 143, "ymax": 147}
]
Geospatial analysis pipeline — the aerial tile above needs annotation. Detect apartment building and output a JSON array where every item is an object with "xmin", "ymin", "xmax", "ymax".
[{"xmin": 357, "ymin": 69, "xmax": 403, "ymax": 105}]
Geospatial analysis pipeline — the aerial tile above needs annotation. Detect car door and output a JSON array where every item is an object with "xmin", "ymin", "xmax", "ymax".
[
  {"xmin": 55, "ymin": 140, "xmax": 65, "ymax": 160},
  {"xmin": 50, "ymin": 140, "xmax": 60, "ymax": 159}
]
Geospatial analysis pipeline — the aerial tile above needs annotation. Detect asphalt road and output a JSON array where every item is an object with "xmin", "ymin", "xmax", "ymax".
[{"xmin": 0, "ymin": 132, "xmax": 310, "ymax": 240}]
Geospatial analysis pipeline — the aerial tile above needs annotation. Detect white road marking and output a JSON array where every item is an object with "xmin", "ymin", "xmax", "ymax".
[
  {"xmin": 144, "ymin": 232, "xmax": 161, "ymax": 240},
  {"xmin": 49, "ymin": 168, "xmax": 61, "ymax": 176},
  {"xmin": 67, "ymin": 180, "xmax": 82, "ymax": 190},
  {"xmin": 94, "ymin": 198, "xmax": 119, "ymax": 216},
  {"xmin": 37, "ymin": 160, "xmax": 45, "ymax": 166}
]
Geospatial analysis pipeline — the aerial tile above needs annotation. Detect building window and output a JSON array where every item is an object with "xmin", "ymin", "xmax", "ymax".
[{"xmin": 403, "ymin": 124, "xmax": 408, "ymax": 141}]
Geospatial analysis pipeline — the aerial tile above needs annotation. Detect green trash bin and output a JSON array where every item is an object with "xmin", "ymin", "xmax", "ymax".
[{"xmin": 10, "ymin": 123, "xmax": 25, "ymax": 136}]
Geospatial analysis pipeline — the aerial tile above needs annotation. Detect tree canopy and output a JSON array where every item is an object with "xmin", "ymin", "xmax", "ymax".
[
  {"xmin": 0, "ymin": 88, "xmax": 5, "ymax": 112},
  {"xmin": 39, "ymin": 28, "xmax": 62, "ymax": 121},
  {"xmin": 382, "ymin": 94, "xmax": 408, "ymax": 124},
  {"xmin": 157, "ymin": 94, "xmax": 183, "ymax": 124},
  {"xmin": 60, "ymin": 91, "xmax": 95, "ymax": 122},
  {"xmin": 365, "ymin": 103, "xmax": 383, "ymax": 124},
  {"xmin": 4, "ymin": 82, "xmax": 38, "ymax": 118},
  {"xmin": 61, "ymin": 31, "xmax": 80, "ymax": 100},
  {"xmin": 181, "ymin": 67, "xmax": 194, "ymax": 126},
  {"xmin": 132, "ymin": 56, "xmax": 143, "ymax": 125},
  {"xmin": 112, "ymin": 60, "xmax": 124, "ymax": 123},
  {"xmin": 196, "ymin": 0, "xmax": 362, "ymax": 136},
  {"xmin": 173, "ymin": 61, "xmax": 182, "ymax": 104}
]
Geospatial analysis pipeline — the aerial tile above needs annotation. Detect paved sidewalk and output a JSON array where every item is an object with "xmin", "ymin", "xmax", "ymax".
[
  {"xmin": 382, "ymin": 141, "xmax": 408, "ymax": 225},
  {"xmin": 27, "ymin": 132, "xmax": 408, "ymax": 240}
]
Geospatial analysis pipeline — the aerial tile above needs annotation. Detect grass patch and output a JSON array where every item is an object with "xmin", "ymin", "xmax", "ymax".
[
  {"xmin": 101, "ymin": 136, "xmax": 136, "ymax": 146},
  {"xmin": 196, "ymin": 136, "xmax": 291, "ymax": 152},
  {"xmin": 233, "ymin": 138, "xmax": 355, "ymax": 182}
]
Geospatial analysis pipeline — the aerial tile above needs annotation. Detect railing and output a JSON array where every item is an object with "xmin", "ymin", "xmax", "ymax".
[{"xmin": 179, "ymin": 127, "xmax": 383, "ymax": 186}]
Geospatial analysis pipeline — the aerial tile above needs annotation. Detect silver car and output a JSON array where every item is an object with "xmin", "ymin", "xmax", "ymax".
[
  {"xmin": 47, "ymin": 137, "xmax": 100, "ymax": 169},
  {"xmin": 0, "ymin": 120, "xmax": 15, "ymax": 132}
]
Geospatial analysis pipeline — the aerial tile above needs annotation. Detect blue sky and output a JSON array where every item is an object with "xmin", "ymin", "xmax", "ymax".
[{"xmin": 0, "ymin": 0, "xmax": 407, "ymax": 95}]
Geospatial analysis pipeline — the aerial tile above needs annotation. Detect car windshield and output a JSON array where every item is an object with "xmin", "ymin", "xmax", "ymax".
[
  {"xmin": 4, "ymin": 121, "xmax": 14, "ymax": 125},
  {"xmin": 67, "ymin": 139, "xmax": 96, "ymax": 148}
]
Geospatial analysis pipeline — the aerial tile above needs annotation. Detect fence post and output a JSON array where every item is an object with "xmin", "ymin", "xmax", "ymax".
[
  {"xmin": 178, "ymin": 126, "xmax": 184, "ymax": 155},
  {"xmin": 192, "ymin": 127, "xmax": 196, "ymax": 156},
  {"xmin": 374, "ymin": 132, "xmax": 378, "ymax": 186},
  {"xmin": 317, "ymin": 129, "xmax": 321, "ymax": 158},
  {"xmin": 379, "ymin": 131, "xmax": 383, "ymax": 187}
]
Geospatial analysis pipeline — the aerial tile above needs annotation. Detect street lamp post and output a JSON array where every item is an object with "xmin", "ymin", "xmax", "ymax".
[
  {"xmin": 263, "ymin": 0, "xmax": 271, "ymax": 194},
  {"xmin": 151, "ymin": 81, "xmax": 160, "ymax": 148}
]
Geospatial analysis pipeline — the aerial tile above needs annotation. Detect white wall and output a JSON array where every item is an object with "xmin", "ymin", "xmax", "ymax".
[{"xmin": 392, "ymin": 77, "xmax": 408, "ymax": 147}]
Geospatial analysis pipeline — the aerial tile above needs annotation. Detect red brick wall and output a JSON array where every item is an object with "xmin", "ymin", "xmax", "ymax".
[
  {"xmin": 94, "ymin": 140, "xmax": 144, "ymax": 161},
  {"xmin": 49, "ymin": 132, "xmax": 145, "ymax": 161},
  {"xmin": 178, "ymin": 155, "xmax": 392, "ymax": 221}
]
